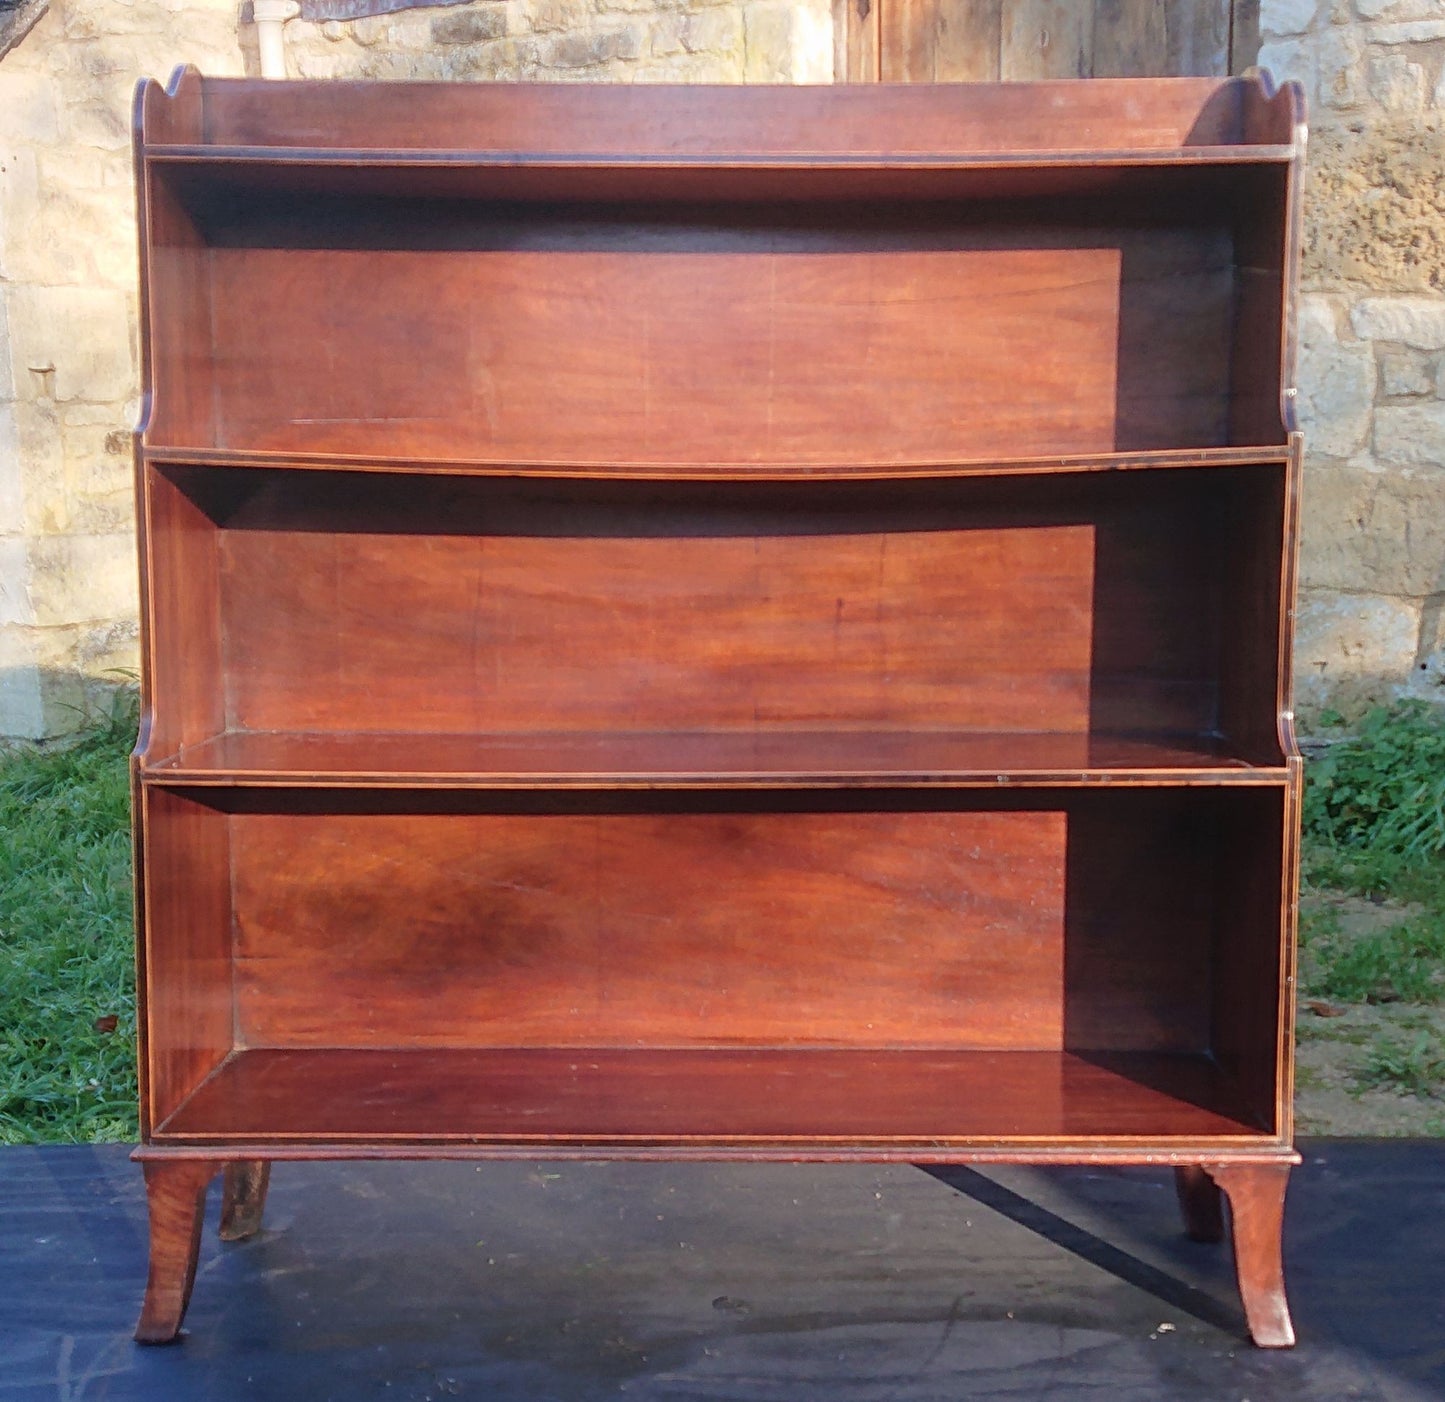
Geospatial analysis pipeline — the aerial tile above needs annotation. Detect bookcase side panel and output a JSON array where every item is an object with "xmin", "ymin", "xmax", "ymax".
[
  {"xmin": 139, "ymin": 788, "xmax": 236, "ymax": 1130},
  {"xmin": 1228, "ymin": 165, "xmax": 1294, "ymax": 448},
  {"xmin": 138, "ymin": 167, "xmax": 216, "ymax": 455},
  {"xmin": 1210, "ymin": 784, "xmax": 1291, "ymax": 1135},
  {"xmin": 1216, "ymin": 463, "xmax": 1292, "ymax": 764},
  {"xmin": 140, "ymin": 469, "xmax": 224, "ymax": 762}
]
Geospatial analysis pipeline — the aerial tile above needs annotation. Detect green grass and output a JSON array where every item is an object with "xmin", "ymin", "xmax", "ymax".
[
  {"xmin": 1301, "ymin": 908, "xmax": 1445, "ymax": 1006},
  {"xmin": 0, "ymin": 695, "xmax": 139, "ymax": 1143},
  {"xmin": 1300, "ymin": 701, "xmax": 1445, "ymax": 1102},
  {"xmin": 1360, "ymin": 1031, "xmax": 1445, "ymax": 1100}
]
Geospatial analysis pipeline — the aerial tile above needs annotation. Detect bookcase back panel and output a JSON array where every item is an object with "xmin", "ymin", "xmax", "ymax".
[
  {"xmin": 213, "ymin": 786, "xmax": 1253, "ymax": 1059},
  {"xmin": 231, "ymin": 808, "xmax": 1070, "ymax": 1050},
  {"xmin": 174, "ymin": 211, "xmax": 1238, "ymax": 464},
  {"xmin": 195, "ymin": 470, "xmax": 1251, "ymax": 741}
]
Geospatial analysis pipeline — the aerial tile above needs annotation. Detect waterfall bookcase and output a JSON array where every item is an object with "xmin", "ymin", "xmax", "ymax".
[{"xmin": 129, "ymin": 68, "xmax": 1306, "ymax": 1347}]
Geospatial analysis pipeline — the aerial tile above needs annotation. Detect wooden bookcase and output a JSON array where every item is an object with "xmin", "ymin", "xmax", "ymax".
[{"xmin": 130, "ymin": 68, "xmax": 1306, "ymax": 1347}]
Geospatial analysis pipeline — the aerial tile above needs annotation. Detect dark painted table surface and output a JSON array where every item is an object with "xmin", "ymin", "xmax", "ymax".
[{"xmin": 2, "ymin": 1141, "xmax": 1442, "ymax": 1400}]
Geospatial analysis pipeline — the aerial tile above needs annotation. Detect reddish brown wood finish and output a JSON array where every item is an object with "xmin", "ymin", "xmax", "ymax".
[
  {"xmin": 131, "ymin": 72, "xmax": 1305, "ymax": 1346},
  {"xmin": 155, "ymin": 1048, "xmax": 1268, "ymax": 1145},
  {"xmin": 1207, "ymin": 1161, "xmax": 1295, "ymax": 1347},
  {"xmin": 218, "ymin": 1160, "xmax": 270, "ymax": 1242},
  {"xmin": 1175, "ymin": 1164, "xmax": 1225, "ymax": 1242},
  {"xmin": 135, "ymin": 1159, "xmax": 220, "ymax": 1343}
]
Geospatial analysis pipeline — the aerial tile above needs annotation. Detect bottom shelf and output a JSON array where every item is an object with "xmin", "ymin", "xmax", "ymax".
[{"xmin": 153, "ymin": 1048, "xmax": 1272, "ymax": 1150}]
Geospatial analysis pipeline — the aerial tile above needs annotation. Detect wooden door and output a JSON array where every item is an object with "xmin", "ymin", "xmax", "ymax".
[{"xmin": 836, "ymin": 0, "xmax": 1260, "ymax": 83}]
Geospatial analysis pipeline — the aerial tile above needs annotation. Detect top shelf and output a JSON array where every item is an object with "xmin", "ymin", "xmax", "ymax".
[
  {"xmin": 143, "ymin": 147, "xmax": 1295, "ymax": 209},
  {"xmin": 136, "ymin": 68, "xmax": 1305, "ymax": 168}
]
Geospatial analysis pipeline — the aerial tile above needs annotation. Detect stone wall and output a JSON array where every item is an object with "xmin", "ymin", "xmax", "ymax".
[
  {"xmin": 0, "ymin": 0, "xmax": 829, "ymax": 739},
  {"xmin": 1261, "ymin": 0, "xmax": 1445, "ymax": 716}
]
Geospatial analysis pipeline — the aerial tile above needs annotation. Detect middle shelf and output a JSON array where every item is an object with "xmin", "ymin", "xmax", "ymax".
[
  {"xmin": 141, "ymin": 462, "xmax": 1295, "ymax": 773},
  {"xmin": 142, "ymin": 727, "xmax": 1287, "ymax": 788}
]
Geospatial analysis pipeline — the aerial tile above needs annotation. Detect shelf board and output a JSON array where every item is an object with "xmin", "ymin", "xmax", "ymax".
[
  {"xmin": 153, "ymin": 1047, "xmax": 1271, "ymax": 1149},
  {"xmin": 146, "ymin": 145, "xmax": 1297, "ymax": 167},
  {"xmin": 141, "ymin": 729, "xmax": 1288, "ymax": 790},
  {"xmin": 143, "ymin": 444, "xmax": 1293, "ymax": 482},
  {"xmin": 145, "ymin": 145, "xmax": 1293, "ymax": 208}
]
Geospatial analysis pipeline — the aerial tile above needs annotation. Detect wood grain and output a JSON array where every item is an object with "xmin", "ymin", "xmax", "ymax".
[
  {"xmin": 185, "ymin": 221, "xmax": 1237, "ymax": 465},
  {"xmin": 145, "ymin": 728, "xmax": 1288, "ymax": 788},
  {"xmin": 166, "ymin": 70, "xmax": 1259, "ymax": 154},
  {"xmin": 154, "ymin": 1047, "xmax": 1270, "ymax": 1144},
  {"xmin": 135, "ymin": 1158, "xmax": 220, "ymax": 1344},
  {"xmin": 1208, "ymin": 1161, "xmax": 1295, "ymax": 1347},
  {"xmin": 230, "ymin": 807, "xmax": 1069, "ymax": 1050},
  {"xmin": 138, "ymin": 788, "xmax": 234, "ymax": 1126}
]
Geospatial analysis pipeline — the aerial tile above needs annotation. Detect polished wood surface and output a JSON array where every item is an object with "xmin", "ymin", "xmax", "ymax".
[
  {"xmin": 147, "ymin": 66, "xmax": 1290, "ymax": 154},
  {"xmin": 1207, "ymin": 1161, "xmax": 1295, "ymax": 1347},
  {"xmin": 134, "ymin": 1159, "xmax": 220, "ymax": 1343},
  {"xmin": 144, "ymin": 728, "xmax": 1288, "ymax": 787},
  {"xmin": 131, "ymin": 72, "xmax": 1305, "ymax": 1346},
  {"xmin": 226, "ymin": 806, "xmax": 1066, "ymax": 1051},
  {"xmin": 154, "ymin": 1048, "xmax": 1268, "ymax": 1145}
]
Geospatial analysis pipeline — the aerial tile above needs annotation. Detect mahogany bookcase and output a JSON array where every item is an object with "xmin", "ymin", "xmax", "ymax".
[{"xmin": 129, "ymin": 68, "xmax": 1306, "ymax": 1347}]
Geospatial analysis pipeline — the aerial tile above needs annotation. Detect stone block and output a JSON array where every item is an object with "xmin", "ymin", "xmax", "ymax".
[
  {"xmin": 1316, "ymin": 28, "xmax": 1366, "ymax": 110},
  {"xmin": 1380, "ymin": 351, "xmax": 1433, "ymax": 396},
  {"xmin": 6, "ymin": 285, "xmax": 134, "ymax": 405},
  {"xmin": 1297, "ymin": 293, "xmax": 1341, "ymax": 344},
  {"xmin": 1352, "ymin": 296, "xmax": 1445, "ymax": 349},
  {"xmin": 0, "ymin": 70, "xmax": 61, "ymax": 144},
  {"xmin": 1261, "ymin": 0, "xmax": 1319, "ymax": 38},
  {"xmin": 0, "ymin": 288, "xmax": 13, "ymax": 404},
  {"xmin": 649, "ymin": 13, "xmax": 685, "ymax": 56},
  {"xmin": 7, "ymin": 397, "xmax": 65, "ymax": 535},
  {"xmin": 681, "ymin": 7, "xmax": 742, "ymax": 54},
  {"xmin": 1301, "ymin": 463, "xmax": 1445, "ymax": 596},
  {"xmin": 1367, "ymin": 51, "xmax": 1427, "ymax": 112},
  {"xmin": 543, "ymin": 26, "xmax": 643, "ymax": 67},
  {"xmin": 1367, "ymin": 18, "xmax": 1445, "ymax": 42},
  {"xmin": 0, "ymin": 538, "xmax": 34, "ymax": 627},
  {"xmin": 1356, "ymin": 0, "xmax": 1440, "ymax": 18},
  {"xmin": 1294, "ymin": 590, "xmax": 1421, "ymax": 714},
  {"xmin": 432, "ymin": 5, "xmax": 507, "ymax": 44},
  {"xmin": 26, "ymin": 532, "xmax": 138, "ymax": 628},
  {"xmin": 0, "ymin": 404, "xmax": 23, "ymax": 529},
  {"xmin": 0, "ymin": 145, "xmax": 42, "ymax": 285},
  {"xmin": 21, "ymin": 152, "xmax": 136, "ymax": 288},
  {"xmin": 0, "ymin": 625, "xmax": 45, "ymax": 741},
  {"xmin": 1375, "ymin": 402, "xmax": 1445, "ymax": 465},
  {"xmin": 1302, "ymin": 117, "xmax": 1445, "ymax": 296},
  {"xmin": 524, "ymin": 0, "xmax": 587, "ymax": 33},
  {"xmin": 1297, "ymin": 317, "xmax": 1375, "ymax": 458}
]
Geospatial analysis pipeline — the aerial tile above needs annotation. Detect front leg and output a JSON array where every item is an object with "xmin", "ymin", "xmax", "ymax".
[
  {"xmin": 1205, "ymin": 1162, "xmax": 1295, "ymax": 1348},
  {"xmin": 135, "ymin": 1159, "xmax": 221, "ymax": 1344},
  {"xmin": 220, "ymin": 1160, "xmax": 271, "ymax": 1242}
]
